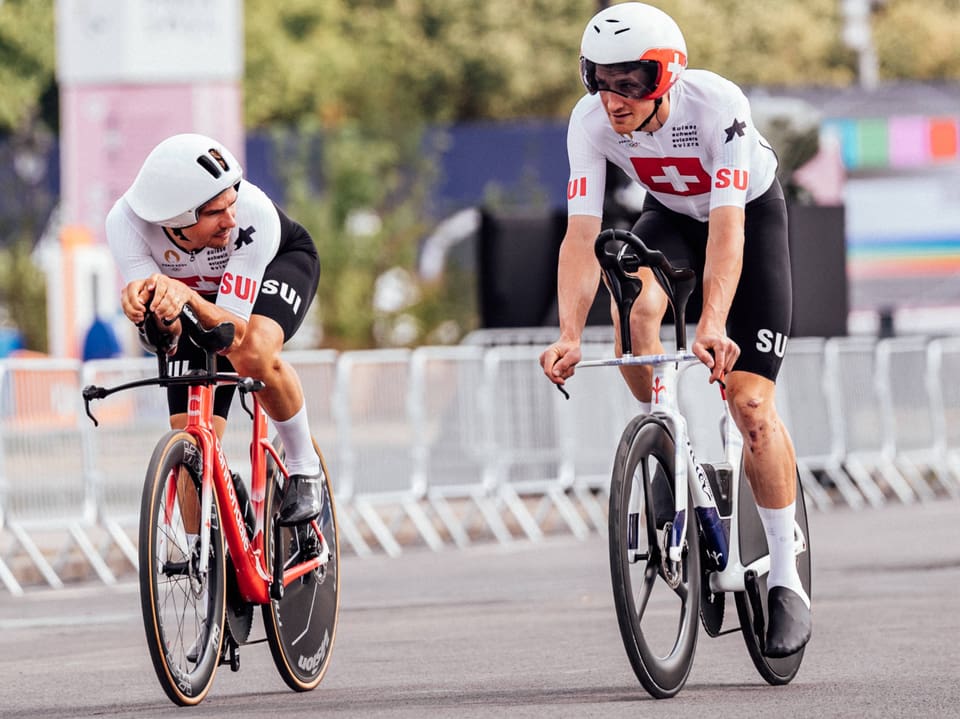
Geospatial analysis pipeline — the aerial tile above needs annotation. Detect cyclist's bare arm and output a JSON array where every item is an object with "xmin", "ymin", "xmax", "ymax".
[
  {"xmin": 540, "ymin": 214, "xmax": 602, "ymax": 385},
  {"xmin": 694, "ymin": 205, "xmax": 744, "ymax": 383}
]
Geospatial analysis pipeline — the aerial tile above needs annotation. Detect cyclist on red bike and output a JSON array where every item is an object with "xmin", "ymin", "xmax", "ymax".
[
  {"xmin": 106, "ymin": 133, "xmax": 322, "ymax": 527},
  {"xmin": 539, "ymin": 2, "xmax": 810, "ymax": 657}
]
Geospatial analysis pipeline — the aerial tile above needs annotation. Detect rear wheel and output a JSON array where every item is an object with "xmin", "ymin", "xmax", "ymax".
[
  {"xmin": 139, "ymin": 431, "xmax": 226, "ymax": 706},
  {"xmin": 609, "ymin": 415, "xmax": 700, "ymax": 699},
  {"xmin": 262, "ymin": 440, "xmax": 341, "ymax": 691},
  {"xmin": 734, "ymin": 470, "xmax": 812, "ymax": 684}
]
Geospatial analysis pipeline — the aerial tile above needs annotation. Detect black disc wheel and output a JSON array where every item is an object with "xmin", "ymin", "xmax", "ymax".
[
  {"xmin": 734, "ymin": 470, "xmax": 812, "ymax": 684},
  {"xmin": 609, "ymin": 415, "xmax": 701, "ymax": 699},
  {"xmin": 139, "ymin": 431, "xmax": 227, "ymax": 706},
  {"xmin": 262, "ymin": 441, "xmax": 341, "ymax": 691}
]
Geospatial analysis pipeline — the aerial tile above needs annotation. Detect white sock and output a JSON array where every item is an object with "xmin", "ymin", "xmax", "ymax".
[
  {"xmin": 638, "ymin": 400, "xmax": 652, "ymax": 415},
  {"xmin": 756, "ymin": 502, "xmax": 810, "ymax": 608},
  {"xmin": 273, "ymin": 405, "xmax": 321, "ymax": 476}
]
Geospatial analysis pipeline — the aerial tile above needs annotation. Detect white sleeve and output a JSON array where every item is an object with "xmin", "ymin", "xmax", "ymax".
[
  {"xmin": 105, "ymin": 199, "xmax": 161, "ymax": 284},
  {"xmin": 707, "ymin": 88, "xmax": 756, "ymax": 212},
  {"xmin": 565, "ymin": 105, "xmax": 607, "ymax": 218}
]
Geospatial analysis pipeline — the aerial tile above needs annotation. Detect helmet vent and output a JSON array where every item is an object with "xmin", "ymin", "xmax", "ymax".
[{"xmin": 197, "ymin": 149, "xmax": 230, "ymax": 179}]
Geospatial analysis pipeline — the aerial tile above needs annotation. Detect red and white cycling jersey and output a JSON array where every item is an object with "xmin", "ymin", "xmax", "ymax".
[
  {"xmin": 105, "ymin": 180, "xmax": 282, "ymax": 321},
  {"xmin": 566, "ymin": 69, "xmax": 778, "ymax": 222}
]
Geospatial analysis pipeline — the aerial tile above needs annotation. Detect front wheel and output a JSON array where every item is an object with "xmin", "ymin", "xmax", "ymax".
[
  {"xmin": 734, "ymin": 470, "xmax": 812, "ymax": 685},
  {"xmin": 609, "ymin": 415, "xmax": 701, "ymax": 699},
  {"xmin": 139, "ymin": 431, "xmax": 227, "ymax": 706},
  {"xmin": 262, "ymin": 440, "xmax": 341, "ymax": 691}
]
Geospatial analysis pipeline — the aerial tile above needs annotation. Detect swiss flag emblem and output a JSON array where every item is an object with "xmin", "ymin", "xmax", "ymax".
[{"xmin": 629, "ymin": 157, "xmax": 711, "ymax": 196}]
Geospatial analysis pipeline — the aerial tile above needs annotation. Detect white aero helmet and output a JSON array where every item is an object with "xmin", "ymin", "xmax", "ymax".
[
  {"xmin": 580, "ymin": 2, "xmax": 687, "ymax": 101},
  {"xmin": 125, "ymin": 133, "xmax": 243, "ymax": 228}
]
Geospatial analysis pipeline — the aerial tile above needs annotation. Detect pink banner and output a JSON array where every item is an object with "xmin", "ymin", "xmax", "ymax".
[
  {"xmin": 887, "ymin": 115, "xmax": 930, "ymax": 168},
  {"xmin": 60, "ymin": 82, "xmax": 243, "ymax": 244}
]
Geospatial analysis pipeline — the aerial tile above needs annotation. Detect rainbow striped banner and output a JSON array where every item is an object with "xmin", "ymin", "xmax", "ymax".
[
  {"xmin": 823, "ymin": 115, "xmax": 959, "ymax": 170},
  {"xmin": 847, "ymin": 235, "xmax": 960, "ymax": 279}
]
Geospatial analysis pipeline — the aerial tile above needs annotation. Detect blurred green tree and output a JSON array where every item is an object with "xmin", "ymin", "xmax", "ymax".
[{"xmin": 2, "ymin": 0, "xmax": 959, "ymax": 347}]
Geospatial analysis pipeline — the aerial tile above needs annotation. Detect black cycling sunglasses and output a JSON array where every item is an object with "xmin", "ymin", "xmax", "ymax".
[{"xmin": 580, "ymin": 58, "xmax": 660, "ymax": 100}]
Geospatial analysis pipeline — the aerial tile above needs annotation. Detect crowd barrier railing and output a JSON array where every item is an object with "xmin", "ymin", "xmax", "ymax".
[{"xmin": 2, "ymin": 332, "xmax": 959, "ymax": 593}]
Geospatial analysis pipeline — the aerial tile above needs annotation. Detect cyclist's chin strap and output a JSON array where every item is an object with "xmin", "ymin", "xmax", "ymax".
[{"xmin": 636, "ymin": 97, "xmax": 663, "ymax": 133}]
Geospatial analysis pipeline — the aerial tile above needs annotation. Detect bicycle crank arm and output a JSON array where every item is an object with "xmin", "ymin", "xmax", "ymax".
[
  {"xmin": 270, "ymin": 518, "xmax": 284, "ymax": 601},
  {"xmin": 743, "ymin": 570, "xmax": 766, "ymax": 654}
]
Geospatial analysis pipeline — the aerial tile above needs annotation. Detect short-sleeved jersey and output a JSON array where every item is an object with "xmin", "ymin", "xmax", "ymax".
[
  {"xmin": 566, "ymin": 69, "xmax": 777, "ymax": 223},
  {"xmin": 106, "ymin": 180, "xmax": 284, "ymax": 321}
]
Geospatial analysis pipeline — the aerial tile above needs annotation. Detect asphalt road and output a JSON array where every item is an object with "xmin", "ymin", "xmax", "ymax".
[{"xmin": 1, "ymin": 500, "xmax": 958, "ymax": 718}]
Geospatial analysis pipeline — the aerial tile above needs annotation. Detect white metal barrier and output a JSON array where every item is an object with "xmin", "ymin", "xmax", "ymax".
[
  {"xmin": 0, "ymin": 359, "xmax": 114, "ymax": 594},
  {"xmin": 929, "ymin": 337, "xmax": 960, "ymax": 488},
  {"xmin": 2, "ymin": 332, "xmax": 959, "ymax": 592}
]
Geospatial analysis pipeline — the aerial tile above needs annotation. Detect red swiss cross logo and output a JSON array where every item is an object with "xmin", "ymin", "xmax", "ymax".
[{"xmin": 629, "ymin": 157, "xmax": 711, "ymax": 196}]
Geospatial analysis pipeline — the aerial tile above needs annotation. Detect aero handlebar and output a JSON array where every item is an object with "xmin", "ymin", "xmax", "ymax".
[{"xmin": 594, "ymin": 229, "xmax": 697, "ymax": 353}]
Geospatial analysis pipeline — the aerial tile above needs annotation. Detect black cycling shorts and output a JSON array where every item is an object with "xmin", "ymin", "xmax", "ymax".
[
  {"xmin": 630, "ymin": 179, "xmax": 792, "ymax": 382},
  {"xmin": 166, "ymin": 214, "xmax": 320, "ymax": 419}
]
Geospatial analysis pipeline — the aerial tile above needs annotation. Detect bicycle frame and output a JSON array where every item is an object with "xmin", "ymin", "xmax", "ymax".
[
  {"xmin": 82, "ymin": 308, "xmax": 328, "ymax": 605},
  {"xmin": 185, "ymin": 380, "xmax": 327, "ymax": 604},
  {"xmin": 580, "ymin": 228, "xmax": 807, "ymax": 595}
]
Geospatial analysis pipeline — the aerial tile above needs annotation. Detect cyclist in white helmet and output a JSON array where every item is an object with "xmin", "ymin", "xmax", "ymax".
[
  {"xmin": 540, "ymin": 2, "xmax": 811, "ymax": 657},
  {"xmin": 106, "ymin": 133, "xmax": 323, "ymax": 527}
]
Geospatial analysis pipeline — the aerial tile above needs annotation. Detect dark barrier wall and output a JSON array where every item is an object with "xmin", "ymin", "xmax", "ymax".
[
  {"xmin": 477, "ymin": 209, "xmax": 566, "ymax": 328},
  {"xmin": 787, "ymin": 204, "xmax": 848, "ymax": 338},
  {"xmin": 479, "ymin": 203, "xmax": 849, "ymax": 338}
]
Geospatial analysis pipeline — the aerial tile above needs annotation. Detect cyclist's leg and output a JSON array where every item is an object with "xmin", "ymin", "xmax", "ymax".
[
  {"xmin": 228, "ymin": 233, "xmax": 322, "ymax": 524},
  {"xmin": 725, "ymin": 181, "xmax": 797, "ymax": 514},
  {"xmin": 725, "ymin": 181, "xmax": 810, "ymax": 656}
]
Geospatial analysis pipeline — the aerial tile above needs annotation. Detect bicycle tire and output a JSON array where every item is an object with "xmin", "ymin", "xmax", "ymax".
[
  {"xmin": 609, "ymin": 415, "xmax": 701, "ymax": 699},
  {"xmin": 262, "ymin": 440, "xmax": 341, "ymax": 691},
  {"xmin": 139, "ymin": 430, "xmax": 227, "ymax": 706},
  {"xmin": 734, "ymin": 470, "xmax": 812, "ymax": 685}
]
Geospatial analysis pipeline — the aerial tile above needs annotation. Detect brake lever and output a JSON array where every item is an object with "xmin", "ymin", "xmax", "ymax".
[{"xmin": 81, "ymin": 385, "xmax": 107, "ymax": 427}]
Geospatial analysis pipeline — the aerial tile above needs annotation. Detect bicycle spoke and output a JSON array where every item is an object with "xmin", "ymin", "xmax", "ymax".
[{"xmin": 633, "ymin": 558, "xmax": 660, "ymax": 617}]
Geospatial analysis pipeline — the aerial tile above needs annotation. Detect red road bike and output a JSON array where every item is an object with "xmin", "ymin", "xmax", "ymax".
[{"xmin": 83, "ymin": 305, "xmax": 340, "ymax": 706}]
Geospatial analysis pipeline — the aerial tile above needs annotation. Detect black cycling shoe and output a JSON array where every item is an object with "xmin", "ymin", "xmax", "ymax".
[
  {"xmin": 764, "ymin": 586, "xmax": 812, "ymax": 658},
  {"xmin": 277, "ymin": 472, "xmax": 323, "ymax": 526}
]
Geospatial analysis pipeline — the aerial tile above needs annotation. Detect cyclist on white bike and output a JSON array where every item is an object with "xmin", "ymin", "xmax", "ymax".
[
  {"xmin": 540, "ymin": 2, "xmax": 810, "ymax": 657},
  {"xmin": 106, "ymin": 133, "xmax": 323, "ymax": 527}
]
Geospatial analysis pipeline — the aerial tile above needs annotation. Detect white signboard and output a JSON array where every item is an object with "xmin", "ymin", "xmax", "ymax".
[{"xmin": 56, "ymin": 0, "xmax": 243, "ymax": 84}]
